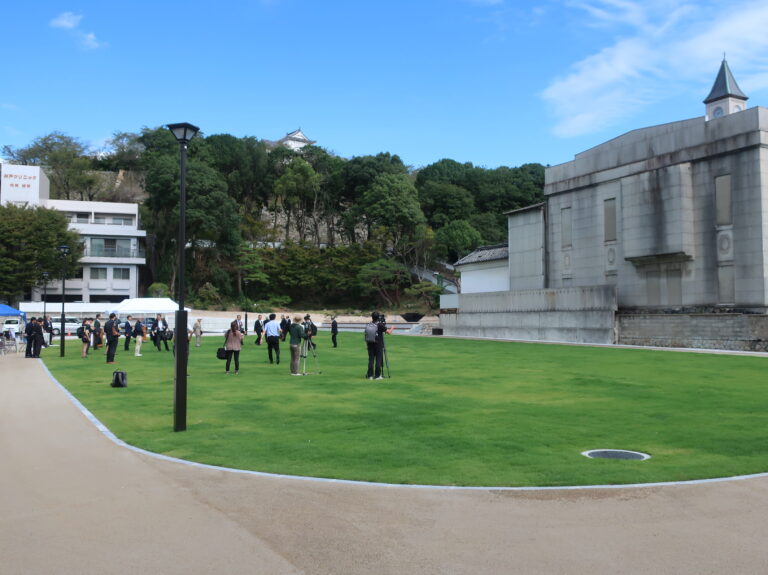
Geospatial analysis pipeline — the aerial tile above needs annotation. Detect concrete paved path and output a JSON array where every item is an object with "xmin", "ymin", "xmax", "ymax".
[{"xmin": 3, "ymin": 352, "xmax": 768, "ymax": 574}]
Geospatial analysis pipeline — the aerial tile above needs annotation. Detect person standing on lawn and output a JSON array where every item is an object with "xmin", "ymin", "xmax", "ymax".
[
  {"xmin": 104, "ymin": 313, "xmax": 120, "ymax": 364},
  {"xmin": 133, "ymin": 317, "xmax": 145, "ymax": 357},
  {"xmin": 192, "ymin": 318, "xmax": 203, "ymax": 347},
  {"xmin": 288, "ymin": 315, "xmax": 306, "ymax": 375},
  {"xmin": 264, "ymin": 313, "xmax": 281, "ymax": 364},
  {"xmin": 224, "ymin": 320, "xmax": 243, "ymax": 375},
  {"xmin": 331, "ymin": 316, "xmax": 338, "ymax": 348},
  {"xmin": 123, "ymin": 315, "xmax": 133, "ymax": 351},
  {"xmin": 93, "ymin": 313, "xmax": 103, "ymax": 350},
  {"xmin": 79, "ymin": 318, "xmax": 93, "ymax": 358},
  {"xmin": 253, "ymin": 314, "xmax": 264, "ymax": 345},
  {"xmin": 365, "ymin": 311, "xmax": 393, "ymax": 380}
]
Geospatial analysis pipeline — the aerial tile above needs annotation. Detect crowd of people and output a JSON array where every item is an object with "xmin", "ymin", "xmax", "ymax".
[
  {"xmin": 73, "ymin": 313, "xmax": 174, "ymax": 362},
  {"xmin": 14, "ymin": 309, "xmax": 394, "ymax": 381}
]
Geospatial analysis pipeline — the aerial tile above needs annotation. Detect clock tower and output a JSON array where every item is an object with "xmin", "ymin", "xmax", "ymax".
[{"xmin": 704, "ymin": 58, "xmax": 748, "ymax": 121}]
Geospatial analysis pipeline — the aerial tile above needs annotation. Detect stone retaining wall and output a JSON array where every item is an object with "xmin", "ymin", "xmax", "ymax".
[
  {"xmin": 439, "ymin": 286, "xmax": 617, "ymax": 344},
  {"xmin": 617, "ymin": 313, "xmax": 768, "ymax": 352}
]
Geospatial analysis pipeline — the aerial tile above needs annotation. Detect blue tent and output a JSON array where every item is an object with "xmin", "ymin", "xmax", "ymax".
[{"xmin": 0, "ymin": 304, "xmax": 26, "ymax": 321}]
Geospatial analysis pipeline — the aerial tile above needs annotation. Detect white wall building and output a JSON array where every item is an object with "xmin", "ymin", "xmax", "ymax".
[{"xmin": 0, "ymin": 165, "xmax": 146, "ymax": 304}]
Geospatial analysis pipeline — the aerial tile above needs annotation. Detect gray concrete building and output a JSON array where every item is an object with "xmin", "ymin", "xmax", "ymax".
[{"xmin": 441, "ymin": 60, "xmax": 768, "ymax": 351}]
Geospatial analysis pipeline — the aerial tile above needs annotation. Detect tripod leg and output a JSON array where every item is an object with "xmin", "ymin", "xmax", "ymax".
[{"xmin": 383, "ymin": 342, "xmax": 391, "ymax": 378}]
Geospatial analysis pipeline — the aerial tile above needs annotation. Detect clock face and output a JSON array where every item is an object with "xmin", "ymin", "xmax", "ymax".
[
  {"xmin": 734, "ymin": 105, "xmax": 743, "ymax": 112},
  {"xmin": 713, "ymin": 106, "xmax": 724, "ymax": 118}
]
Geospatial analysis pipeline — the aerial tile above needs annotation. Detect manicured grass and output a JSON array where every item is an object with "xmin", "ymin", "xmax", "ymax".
[{"xmin": 41, "ymin": 334, "xmax": 768, "ymax": 487}]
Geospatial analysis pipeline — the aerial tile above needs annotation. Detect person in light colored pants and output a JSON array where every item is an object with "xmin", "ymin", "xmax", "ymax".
[{"xmin": 134, "ymin": 317, "xmax": 145, "ymax": 357}]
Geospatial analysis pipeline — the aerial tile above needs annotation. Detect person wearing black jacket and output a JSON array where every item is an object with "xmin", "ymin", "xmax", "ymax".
[
  {"xmin": 133, "ymin": 317, "xmax": 145, "ymax": 356},
  {"xmin": 25, "ymin": 317, "xmax": 45, "ymax": 358},
  {"xmin": 123, "ymin": 315, "xmax": 133, "ymax": 351},
  {"xmin": 104, "ymin": 313, "xmax": 120, "ymax": 364},
  {"xmin": 253, "ymin": 314, "xmax": 264, "ymax": 345},
  {"xmin": 93, "ymin": 314, "xmax": 103, "ymax": 350},
  {"xmin": 331, "ymin": 316, "xmax": 338, "ymax": 348},
  {"xmin": 279, "ymin": 315, "xmax": 290, "ymax": 341}
]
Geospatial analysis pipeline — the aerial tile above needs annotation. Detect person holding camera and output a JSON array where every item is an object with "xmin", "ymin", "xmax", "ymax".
[
  {"xmin": 302, "ymin": 314, "xmax": 317, "ymax": 351},
  {"xmin": 365, "ymin": 311, "xmax": 393, "ymax": 380}
]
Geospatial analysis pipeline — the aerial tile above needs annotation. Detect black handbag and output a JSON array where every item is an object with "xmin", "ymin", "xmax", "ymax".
[{"xmin": 216, "ymin": 347, "xmax": 227, "ymax": 360}]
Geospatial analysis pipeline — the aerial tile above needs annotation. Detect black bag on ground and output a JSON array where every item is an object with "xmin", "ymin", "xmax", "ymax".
[
  {"xmin": 216, "ymin": 347, "xmax": 227, "ymax": 360},
  {"xmin": 111, "ymin": 371, "xmax": 128, "ymax": 388}
]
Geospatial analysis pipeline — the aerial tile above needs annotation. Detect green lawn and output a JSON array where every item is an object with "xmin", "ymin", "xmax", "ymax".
[{"xmin": 41, "ymin": 333, "xmax": 768, "ymax": 487}]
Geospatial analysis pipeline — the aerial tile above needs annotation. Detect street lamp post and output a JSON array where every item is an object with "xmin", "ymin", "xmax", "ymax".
[
  {"xmin": 168, "ymin": 122, "xmax": 199, "ymax": 432},
  {"xmin": 57, "ymin": 245, "xmax": 70, "ymax": 357},
  {"xmin": 42, "ymin": 272, "xmax": 49, "ymax": 346}
]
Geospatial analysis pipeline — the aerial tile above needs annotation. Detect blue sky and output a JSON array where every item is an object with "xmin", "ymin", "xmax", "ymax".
[{"xmin": 3, "ymin": 0, "xmax": 768, "ymax": 170}]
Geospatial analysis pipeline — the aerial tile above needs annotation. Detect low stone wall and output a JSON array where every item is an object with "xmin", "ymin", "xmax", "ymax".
[
  {"xmin": 618, "ymin": 313, "xmax": 768, "ymax": 352},
  {"xmin": 439, "ymin": 286, "xmax": 617, "ymax": 344}
]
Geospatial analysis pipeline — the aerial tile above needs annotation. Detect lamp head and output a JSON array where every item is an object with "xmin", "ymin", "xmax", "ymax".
[{"xmin": 167, "ymin": 122, "xmax": 200, "ymax": 144}]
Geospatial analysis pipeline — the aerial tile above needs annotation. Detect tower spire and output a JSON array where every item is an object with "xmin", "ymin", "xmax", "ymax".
[{"xmin": 704, "ymin": 58, "xmax": 748, "ymax": 120}]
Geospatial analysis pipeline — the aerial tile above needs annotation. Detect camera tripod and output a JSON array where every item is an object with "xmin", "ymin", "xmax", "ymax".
[
  {"xmin": 300, "ymin": 336, "xmax": 321, "ymax": 375},
  {"xmin": 382, "ymin": 336, "xmax": 391, "ymax": 378}
]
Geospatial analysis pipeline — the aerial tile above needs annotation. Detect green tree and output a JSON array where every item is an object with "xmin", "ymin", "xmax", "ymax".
[
  {"xmin": 2, "ymin": 132, "xmax": 96, "ymax": 200},
  {"xmin": 357, "ymin": 258, "xmax": 412, "ymax": 308},
  {"xmin": 341, "ymin": 153, "xmax": 408, "ymax": 242},
  {"xmin": 0, "ymin": 205, "xmax": 82, "ymax": 305},
  {"xmin": 404, "ymin": 280, "xmax": 443, "ymax": 311},
  {"xmin": 273, "ymin": 157, "xmax": 321, "ymax": 243},
  {"xmin": 363, "ymin": 173, "xmax": 426, "ymax": 259},
  {"xmin": 434, "ymin": 220, "xmax": 482, "ymax": 263},
  {"xmin": 418, "ymin": 181, "xmax": 475, "ymax": 228},
  {"xmin": 414, "ymin": 158, "xmax": 473, "ymax": 189}
]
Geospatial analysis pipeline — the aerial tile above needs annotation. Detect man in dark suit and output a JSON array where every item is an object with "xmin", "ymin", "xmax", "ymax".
[
  {"xmin": 253, "ymin": 314, "xmax": 264, "ymax": 345},
  {"xmin": 25, "ymin": 317, "xmax": 45, "ymax": 358},
  {"xmin": 331, "ymin": 316, "xmax": 338, "ymax": 348},
  {"xmin": 279, "ymin": 315, "xmax": 290, "ymax": 341},
  {"xmin": 123, "ymin": 315, "xmax": 133, "ymax": 351},
  {"xmin": 104, "ymin": 313, "xmax": 120, "ymax": 364}
]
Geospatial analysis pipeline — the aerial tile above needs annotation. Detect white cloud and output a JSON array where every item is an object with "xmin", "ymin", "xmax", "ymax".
[
  {"xmin": 49, "ymin": 11, "xmax": 105, "ymax": 50},
  {"xmin": 78, "ymin": 32, "xmax": 105, "ymax": 50},
  {"xmin": 543, "ymin": 0, "xmax": 768, "ymax": 137},
  {"xmin": 50, "ymin": 12, "xmax": 82, "ymax": 29}
]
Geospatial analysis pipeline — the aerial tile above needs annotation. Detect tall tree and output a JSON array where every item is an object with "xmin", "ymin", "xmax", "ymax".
[
  {"xmin": 0, "ymin": 205, "xmax": 82, "ymax": 305},
  {"xmin": 2, "ymin": 132, "xmax": 94, "ymax": 199},
  {"xmin": 362, "ymin": 173, "xmax": 426, "ymax": 259}
]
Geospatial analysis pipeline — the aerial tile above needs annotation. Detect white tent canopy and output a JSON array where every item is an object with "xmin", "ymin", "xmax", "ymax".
[{"xmin": 108, "ymin": 298, "xmax": 190, "ymax": 316}]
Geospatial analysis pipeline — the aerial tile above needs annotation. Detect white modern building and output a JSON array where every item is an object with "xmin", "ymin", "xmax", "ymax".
[{"xmin": 0, "ymin": 164, "xmax": 146, "ymax": 303}]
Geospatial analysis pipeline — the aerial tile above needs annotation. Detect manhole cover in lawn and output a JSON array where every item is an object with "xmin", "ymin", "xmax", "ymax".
[{"xmin": 582, "ymin": 449, "xmax": 650, "ymax": 461}]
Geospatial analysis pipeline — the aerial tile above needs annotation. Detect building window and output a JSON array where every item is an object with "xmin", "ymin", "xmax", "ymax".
[
  {"xmin": 715, "ymin": 175, "xmax": 732, "ymax": 226},
  {"xmin": 90, "ymin": 267, "xmax": 107, "ymax": 280},
  {"xmin": 72, "ymin": 212, "xmax": 89, "ymax": 223},
  {"xmin": 90, "ymin": 237, "xmax": 132, "ymax": 257},
  {"xmin": 113, "ymin": 267, "xmax": 130, "ymax": 280},
  {"xmin": 111, "ymin": 216, "xmax": 133, "ymax": 226},
  {"xmin": 74, "ymin": 267, "xmax": 84, "ymax": 279},
  {"xmin": 604, "ymin": 198, "xmax": 616, "ymax": 242},
  {"xmin": 561, "ymin": 207, "xmax": 572, "ymax": 248}
]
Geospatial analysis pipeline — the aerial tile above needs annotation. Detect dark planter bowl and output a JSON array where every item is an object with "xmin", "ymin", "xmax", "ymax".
[{"xmin": 400, "ymin": 313, "xmax": 424, "ymax": 322}]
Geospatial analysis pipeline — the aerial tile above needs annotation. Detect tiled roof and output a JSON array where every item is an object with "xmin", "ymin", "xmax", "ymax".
[
  {"xmin": 704, "ymin": 59, "xmax": 747, "ymax": 104},
  {"xmin": 454, "ymin": 243, "xmax": 508, "ymax": 266}
]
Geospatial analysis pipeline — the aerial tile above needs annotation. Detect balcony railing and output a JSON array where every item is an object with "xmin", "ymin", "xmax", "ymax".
[{"xmin": 83, "ymin": 247, "xmax": 146, "ymax": 258}]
